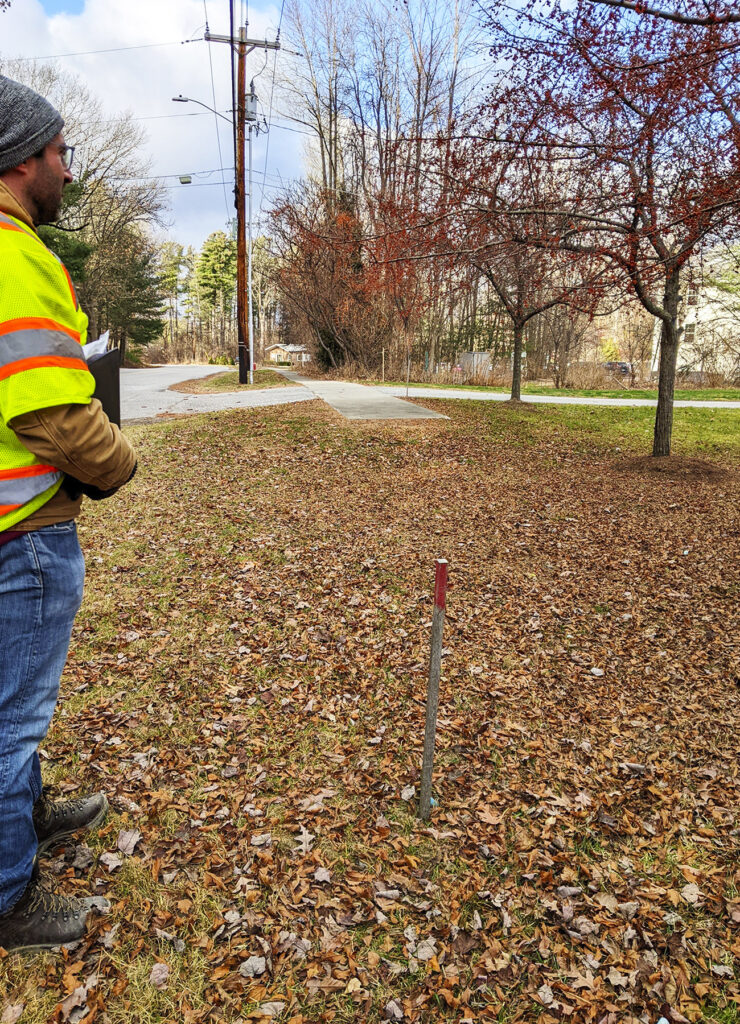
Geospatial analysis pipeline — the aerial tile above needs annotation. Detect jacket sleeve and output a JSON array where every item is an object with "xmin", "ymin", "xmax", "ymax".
[{"xmin": 8, "ymin": 399, "xmax": 137, "ymax": 490}]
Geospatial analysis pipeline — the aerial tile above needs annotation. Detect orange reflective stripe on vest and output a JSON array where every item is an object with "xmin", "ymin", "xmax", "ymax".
[
  {"xmin": 0, "ymin": 207, "xmax": 92, "ymax": 528},
  {"xmin": 0, "ymin": 463, "xmax": 62, "ymax": 514}
]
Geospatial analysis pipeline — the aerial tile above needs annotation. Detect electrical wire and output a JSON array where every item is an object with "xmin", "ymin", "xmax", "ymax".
[
  {"xmin": 229, "ymin": 0, "xmax": 239, "ymax": 221},
  {"xmin": 12, "ymin": 39, "xmax": 202, "ymax": 61},
  {"xmin": 204, "ymin": 0, "xmax": 233, "ymax": 220},
  {"xmin": 257, "ymin": 0, "xmax": 286, "ymax": 219},
  {"xmin": 162, "ymin": 180, "xmax": 235, "ymax": 189},
  {"xmin": 78, "ymin": 111, "xmax": 231, "ymax": 126},
  {"xmin": 110, "ymin": 166, "xmax": 235, "ymax": 181}
]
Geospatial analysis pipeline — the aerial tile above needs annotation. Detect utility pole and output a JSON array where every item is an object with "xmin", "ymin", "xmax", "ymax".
[
  {"xmin": 247, "ymin": 80, "xmax": 256, "ymax": 388},
  {"xmin": 205, "ymin": 21, "xmax": 279, "ymax": 384}
]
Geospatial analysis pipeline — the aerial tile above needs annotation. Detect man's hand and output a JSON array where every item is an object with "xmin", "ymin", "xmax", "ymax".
[{"xmin": 63, "ymin": 461, "xmax": 137, "ymax": 501}]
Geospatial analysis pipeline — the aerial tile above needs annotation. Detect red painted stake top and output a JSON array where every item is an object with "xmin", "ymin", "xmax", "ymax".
[{"xmin": 434, "ymin": 559, "xmax": 448, "ymax": 611}]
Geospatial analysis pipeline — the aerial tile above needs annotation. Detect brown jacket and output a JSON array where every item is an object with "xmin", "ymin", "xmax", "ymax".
[{"xmin": 0, "ymin": 181, "xmax": 136, "ymax": 530}]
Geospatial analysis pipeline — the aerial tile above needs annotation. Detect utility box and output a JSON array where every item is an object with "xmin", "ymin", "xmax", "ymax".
[{"xmin": 246, "ymin": 83, "xmax": 258, "ymax": 122}]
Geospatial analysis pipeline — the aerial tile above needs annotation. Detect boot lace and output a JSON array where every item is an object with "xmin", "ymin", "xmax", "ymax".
[
  {"xmin": 25, "ymin": 882, "xmax": 81, "ymax": 921},
  {"xmin": 38, "ymin": 793, "xmax": 87, "ymax": 823}
]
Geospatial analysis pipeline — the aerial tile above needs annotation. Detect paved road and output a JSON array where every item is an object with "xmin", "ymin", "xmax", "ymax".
[
  {"xmin": 379, "ymin": 385, "xmax": 740, "ymax": 409},
  {"xmin": 121, "ymin": 365, "xmax": 312, "ymax": 422},
  {"xmin": 278, "ymin": 370, "xmax": 446, "ymax": 420},
  {"xmin": 120, "ymin": 365, "xmax": 740, "ymax": 424}
]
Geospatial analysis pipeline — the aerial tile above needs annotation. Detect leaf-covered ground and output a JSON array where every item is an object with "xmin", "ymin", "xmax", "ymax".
[
  {"xmin": 2, "ymin": 399, "xmax": 739, "ymax": 1024},
  {"xmin": 170, "ymin": 370, "xmax": 292, "ymax": 394}
]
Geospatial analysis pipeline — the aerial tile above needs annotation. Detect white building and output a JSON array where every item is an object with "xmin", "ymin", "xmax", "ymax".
[
  {"xmin": 266, "ymin": 344, "xmax": 311, "ymax": 365},
  {"xmin": 652, "ymin": 254, "xmax": 740, "ymax": 381}
]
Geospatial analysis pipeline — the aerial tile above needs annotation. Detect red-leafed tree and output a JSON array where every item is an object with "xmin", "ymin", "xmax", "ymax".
[
  {"xmin": 364, "ymin": 173, "xmax": 452, "ymax": 384},
  {"xmin": 588, "ymin": 0, "xmax": 740, "ymax": 26},
  {"xmin": 270, "ymin": 185, "xmax": 394, "ymax": 370},
  {"xmin": 477, "ymin": 0, "xmax": 740, "ymax": 454},
  {"xmin": 441, "ymin": 136, "xmax": 606, "ymax": 400}
]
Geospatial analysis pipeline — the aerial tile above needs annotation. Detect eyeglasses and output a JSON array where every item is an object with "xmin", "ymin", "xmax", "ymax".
[
  {"xmin": 34, "ymin": 143, "xmax": 75, "ymax": 171},
  {"xmin": 57, "ymin": 144, "xmax": 75, "ymax": 171}
]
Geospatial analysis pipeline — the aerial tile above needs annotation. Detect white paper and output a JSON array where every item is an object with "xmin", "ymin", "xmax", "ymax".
[{"xmin": 82, "ymin": 330, "xmax": 110, "ymax": 361}]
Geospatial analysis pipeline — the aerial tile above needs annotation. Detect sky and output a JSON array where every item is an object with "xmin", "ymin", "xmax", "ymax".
[{"xmin": 1, "ymin": 0, "xmax": 305, "ymax": 250}]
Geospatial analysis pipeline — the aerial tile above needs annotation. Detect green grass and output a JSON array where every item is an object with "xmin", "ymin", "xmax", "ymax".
[
  {"xmin": 372, "ymin": 379, "xmax": 740, "ymax": 401},
  {"xmin": 454, "ymin": 399, "xmax": 740, "ymax": 460},
  {"xmin": 702, "ymin": 1004, "xmax": 739, "ymax": 1024}
]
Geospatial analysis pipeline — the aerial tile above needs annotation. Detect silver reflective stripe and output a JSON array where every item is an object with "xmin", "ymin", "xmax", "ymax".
[
  {"xmin": 0, "ymin": 212, "xmax": 34, "ymax": 237},
  {"xmin": 0, "ymin": 328, "xmax": 83, "ymax": 369},
  {"xmin": 0, "ymin": 469, "xmax": 62, "ymax": 506}
]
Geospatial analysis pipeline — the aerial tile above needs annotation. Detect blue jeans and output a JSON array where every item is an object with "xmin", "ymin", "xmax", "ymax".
[{"xmin": 0, "ymin": 521, "xmax": 84, "ymax": 912}]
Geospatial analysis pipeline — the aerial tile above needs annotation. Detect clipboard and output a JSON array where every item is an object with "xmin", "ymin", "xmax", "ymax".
[{"xmin": 87, "ymin": 347, "xmax": 121, "ymax": 427}]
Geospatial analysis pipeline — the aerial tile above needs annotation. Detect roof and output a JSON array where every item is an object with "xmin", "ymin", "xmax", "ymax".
[{"xmin": 266, "ymin": 344, "xmax": 309, "ymax": 353}]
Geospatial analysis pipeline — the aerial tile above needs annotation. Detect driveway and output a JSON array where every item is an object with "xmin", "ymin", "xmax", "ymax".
[{"xmin": 121, "ymin": 365, "xmax": 312, "ymax": 422}]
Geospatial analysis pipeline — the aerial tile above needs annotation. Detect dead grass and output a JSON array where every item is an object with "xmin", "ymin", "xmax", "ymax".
[{"xmin": 169, "ymin": 369, "xmax": 291, "ymax": 394}]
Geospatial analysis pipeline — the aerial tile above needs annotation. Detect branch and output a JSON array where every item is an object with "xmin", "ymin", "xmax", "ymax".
[{"xmin": 587, "ymin": 0, "xmax": 740, "ymax": 25}]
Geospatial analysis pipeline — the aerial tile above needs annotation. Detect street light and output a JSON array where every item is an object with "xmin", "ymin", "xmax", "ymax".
[{"xmin": 172, "ymin": 95, "xmax": 233, "ymax": 124}]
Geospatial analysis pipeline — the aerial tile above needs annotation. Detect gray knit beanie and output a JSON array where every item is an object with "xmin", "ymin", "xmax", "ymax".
[{"xmin": 0, "ymin": 75, "xmax": 64, "ymax": 174}]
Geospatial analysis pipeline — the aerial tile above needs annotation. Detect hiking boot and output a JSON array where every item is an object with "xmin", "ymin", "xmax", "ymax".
[
  {"xmin": 33, "ymin": 791, "xmax": 109, "ymax": 855},
  {"xmin": 0, "ymin": 871, "xmax": 88, "ymax": 953}
]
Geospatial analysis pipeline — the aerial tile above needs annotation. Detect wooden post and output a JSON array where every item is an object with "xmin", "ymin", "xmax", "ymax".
[{"xmin": 419, "ymin": 559, "xmax": 448, "ymax": 820}]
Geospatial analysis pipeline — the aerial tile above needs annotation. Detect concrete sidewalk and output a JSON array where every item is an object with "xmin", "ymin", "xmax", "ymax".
[
  {"xmin": 379, "ymin": 385, "xmax": 740, "ymax": 409},
  {"xmin": 279, "ymin": 370, "xmax": 447, "ymax": 420}
]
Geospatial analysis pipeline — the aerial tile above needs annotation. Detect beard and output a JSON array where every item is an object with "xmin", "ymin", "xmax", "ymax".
[{"xmin": 29, "ymin": 163, "xmax": 65, "ymax": 225}]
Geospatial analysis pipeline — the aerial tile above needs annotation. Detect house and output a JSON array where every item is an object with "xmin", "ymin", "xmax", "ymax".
[
  {"xmin": 651, "ymin": 253, "xmax": 740, "ymax": 381},
  {"xmin": 266, "ymin": 344, "xmax": 311, "ymax": 365}
]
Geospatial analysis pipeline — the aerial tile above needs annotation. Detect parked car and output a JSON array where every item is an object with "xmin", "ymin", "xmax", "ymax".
[{"xmin": 602, "ymin": 361, "xmax": 632, "ymax": 376}]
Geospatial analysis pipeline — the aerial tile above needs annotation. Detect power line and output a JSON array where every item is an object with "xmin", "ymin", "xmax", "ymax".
[
  {"xmin": 258, "ymin": 0, "xmax": 286, "ymax": 219},
  {"xmin": 11, "ymin": 38, "xmax": 203, "ymax": 61},
  {"xmin": 110, "ymin": 166, "xmax": 234, "ymax": 181},
  {"xmin": 79, "ymin": 111, "xmax": 230, "ymax": 125},
  {"xmin": 229, "ymin": 0, "xmax": 239, "ymax": 214},
  {"xmin": 204, "ymin": 0, "xmax": 233, "ymax": 220},
  {"xmin": 162, "ymin": 180, "xmax": 235, "ymax": 189},
  {"xmin": 268, "ymin": 121, "xmax": 312, "ymax": 136}
]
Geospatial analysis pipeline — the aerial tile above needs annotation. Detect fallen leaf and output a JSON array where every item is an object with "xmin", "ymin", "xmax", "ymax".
[
  {"xmin": 538, "ymin": 984, "xmax": 554, "ymax": 1006},
  {"xmin": 259, "ymin": 1002, "xmax": 286, "ymax": 1018},
  {"xmin": 239, "ymin": 956, "xmax": 267, "ymax": 978},
  {"xmin": 149, "ymin": 963, "xmax": 170, "ymax": 990},
  {"xmin": 99, "ymin": 852, "xmax": 122, "ymax": 872},
  {"xmin": 681, "ymin": 883, "xmax": 703, "ymax": 905},
  {"xmin": 117, "ymin": 829, "xmax": 141, "ymax": 856}
]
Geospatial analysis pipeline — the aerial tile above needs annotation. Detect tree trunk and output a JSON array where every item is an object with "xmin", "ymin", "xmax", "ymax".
[
  {"xmin": 653, "ymin": 268, "xmax": 681, "ymax": 457},
  {"xmin": 511, "ymin": 322, "xmax": 524, "ymax": 401}
]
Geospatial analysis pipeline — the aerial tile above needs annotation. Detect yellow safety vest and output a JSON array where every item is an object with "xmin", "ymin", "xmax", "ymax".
[{"xmin": 0, "ymin": 211, "xmax": 94, "ymax": 530}]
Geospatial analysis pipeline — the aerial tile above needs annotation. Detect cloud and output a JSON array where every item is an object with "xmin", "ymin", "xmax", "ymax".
[{"xmin": 1, "ymin": 0, "xmax": 301, "ymax": 248}]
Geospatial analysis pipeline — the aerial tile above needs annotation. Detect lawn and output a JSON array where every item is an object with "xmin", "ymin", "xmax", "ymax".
[
  {"xmin": 373, "ymin": 380, "xmax": 740, "ymax": 402},
  {"xmin": 170, "ymin": 369, "xmax": 292, "ymax": 394},
  {"xmin": 2, "ymin": 399, "xmax": 738, "ymax": 1024}
]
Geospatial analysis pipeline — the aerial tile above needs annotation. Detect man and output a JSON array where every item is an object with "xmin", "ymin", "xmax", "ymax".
[{"xmin": 0, "ymin": 75, "xmax": 137, "ymax": 952}]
